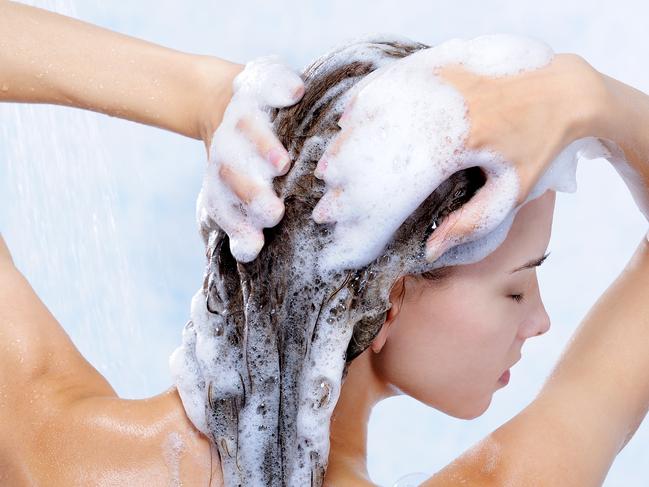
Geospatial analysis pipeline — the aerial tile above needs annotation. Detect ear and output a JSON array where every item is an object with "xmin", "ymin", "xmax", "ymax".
[{"xmin": 370, "ymin": 276, "xmax": 406, "ymax": 354}]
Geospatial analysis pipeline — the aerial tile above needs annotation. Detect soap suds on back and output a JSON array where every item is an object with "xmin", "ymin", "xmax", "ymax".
[{"xmin": 162, "ymin": 431, "xmax": 185, "ymax": 487}]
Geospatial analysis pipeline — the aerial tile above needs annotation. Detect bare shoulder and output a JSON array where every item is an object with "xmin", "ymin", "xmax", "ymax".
[
  {"xmin": 0, "ymin": 240, "xmax": 221, "ymax": 485},
  {"xmin": 6, "ymin": 386, "xmax": 222, "ymax": 486}
]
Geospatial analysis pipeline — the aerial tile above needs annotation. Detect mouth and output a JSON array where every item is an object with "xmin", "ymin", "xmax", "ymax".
[
  {"xmin": 498, "ymin": 369, "xmax": 511, "ymax": 386},
  {"xmin": 497, "ymin": 355, "xmax": 520, "ymax": 387}
]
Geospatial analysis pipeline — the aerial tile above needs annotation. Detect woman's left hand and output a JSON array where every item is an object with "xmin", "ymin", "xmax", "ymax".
[{"xmin": 311, "ymin": 50, "xmax": 603, "ymax": 264}]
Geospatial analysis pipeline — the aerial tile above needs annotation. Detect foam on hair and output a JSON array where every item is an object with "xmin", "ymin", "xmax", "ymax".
[
  {"xmin": 169, "ymin": 34, "xmax": 625, "ymax": 487},
  {"xmin": 314, "ymin": 33, "xmax": 618, "ymax": 271}
]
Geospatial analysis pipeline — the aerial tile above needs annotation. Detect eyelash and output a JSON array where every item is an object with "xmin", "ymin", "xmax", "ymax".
[{"xmin": 509, "ymin": 293, "xmax": 525, "ymax": 303}]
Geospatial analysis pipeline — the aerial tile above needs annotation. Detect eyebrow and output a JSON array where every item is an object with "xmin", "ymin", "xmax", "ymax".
[{"xmin": 509, "ymin": 251, "xmax": 551, "ymax": 274}]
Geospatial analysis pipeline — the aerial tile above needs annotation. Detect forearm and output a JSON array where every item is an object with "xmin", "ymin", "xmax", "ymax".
[
  {"xmin": 578, "ymin": 70, "xmax": 649, "ymax": 213},
  {"xmin": 0, "ymin": 1, "xmax": 241, "ymax": 143}
]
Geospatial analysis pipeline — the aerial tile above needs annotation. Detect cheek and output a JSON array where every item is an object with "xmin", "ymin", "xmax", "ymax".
[{"xmin": 377, "ymin": 291, "xmax": 516, "ymax": 418}]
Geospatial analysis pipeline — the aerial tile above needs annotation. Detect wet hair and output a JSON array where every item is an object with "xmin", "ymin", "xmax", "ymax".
[
  {"xmin": 192, "ymin": 37, "xmax": 486, "ymax": 486},
  {"xmin": 270, "ymin": 41, "xmax": 485, "ymax": 362}
]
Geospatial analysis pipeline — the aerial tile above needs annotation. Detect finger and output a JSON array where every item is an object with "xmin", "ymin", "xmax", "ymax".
[
  {"xmin": 337, "ymin": 96, "xmax": 357, "ymax": 126},
  {"xmin": 219, "ymin": 164, "xmax": 285, "ymax": 227},
  {"xmin": 218, "ymin": 164, "xmax": 262, "ymax": 204},
  {"xmin": 261, "ymin": 66, "xmax": 305, "ymax": 108},
  {"xmin": 228, "ymin": 225, "xmax": 265, "ymax": 263},
  {"xmin": 315, "ymin": 130, "xmax": 352, "ymax": 179},
  {"xmin": 312, "ymin": 187, "xmax": 343, "ymax": 223},
  {"xmin": 425, "ymin": 172, "xmax": 517, "ymax": 262},
  {"xmin": 247, "ymin": 188, "xmax": 285, "ymax": 228},
  {"xmin": 236, "ymin": 115, "xmax": 291, "ymax": 174}
]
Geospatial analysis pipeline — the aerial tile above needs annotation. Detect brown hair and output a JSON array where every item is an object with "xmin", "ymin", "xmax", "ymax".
[{"xmin": 190, "ymin": 37, "xmax": 486, "ymax": 486}]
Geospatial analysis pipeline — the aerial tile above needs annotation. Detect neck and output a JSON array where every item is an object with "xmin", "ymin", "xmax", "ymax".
[{"xmin": 326, "ymin": 350, "xmax": 394, "ymax": 484}]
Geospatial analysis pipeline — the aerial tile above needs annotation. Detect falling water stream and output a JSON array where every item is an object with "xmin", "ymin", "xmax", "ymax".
[{"xmin": 0, "ymin": 0, "xmax": 149, "ymax": 398}]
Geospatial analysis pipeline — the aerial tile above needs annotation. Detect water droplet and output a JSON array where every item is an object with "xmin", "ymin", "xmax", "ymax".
[
  {"xmin": 326, "ymin": 317, "xmax": 335, "ymax": 324},
  {"xmin": 256, "ymin": 402, "xmax": 267, "ymax": 415}
]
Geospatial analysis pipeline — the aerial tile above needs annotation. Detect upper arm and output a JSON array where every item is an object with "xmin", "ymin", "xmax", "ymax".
[
  {"xmin": 0, "ymin": 234, "xmax": 13, "ymax": 266},
  {"xmin": 0, "ymin": 238, "xmax": 116, "ymax": 438},
  {"xmin": 420, "ymin": 399, "xmax": 615, "ymax": 487}
]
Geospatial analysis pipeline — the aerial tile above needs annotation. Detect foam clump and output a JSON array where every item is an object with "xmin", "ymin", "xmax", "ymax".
[
  {"xmin": 313, "ymin": 33, "xmax": 618, "ymax": 271},
  {"xmin": 196, "ymin": 56, "xmax": 304, "ymax": 263},
  {"xmin": 430, "ymin": 136, "xmax": 617, "ymax": 269}
]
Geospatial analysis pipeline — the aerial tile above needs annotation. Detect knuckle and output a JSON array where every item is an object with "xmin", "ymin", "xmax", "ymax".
[
  {"xmin": 218, "ymin": 163, "xmax": 231, "ymax": 179},
  {"xmin": 235, "ymin": 115, "xmax": 252, "ymax": 133}
]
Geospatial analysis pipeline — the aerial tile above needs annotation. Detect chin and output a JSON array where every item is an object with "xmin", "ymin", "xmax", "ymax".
[{"xmin": 448, "ymin": 394, "xmax": 493, "ymax": 420}]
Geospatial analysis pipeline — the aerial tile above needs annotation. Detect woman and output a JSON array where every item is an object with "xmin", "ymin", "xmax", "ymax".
[
  {"xmin": 2, "ymin": 3, "xmax": 649, "ymax": 487},
  {"xmin": 175, "ymin": 37, "xmax": 649, "ymax": 487}
]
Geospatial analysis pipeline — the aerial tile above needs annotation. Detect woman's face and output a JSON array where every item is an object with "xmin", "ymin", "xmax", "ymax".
[{"xmin": 370, "ymin": 190, "xmax": 555, "ymax": 419}]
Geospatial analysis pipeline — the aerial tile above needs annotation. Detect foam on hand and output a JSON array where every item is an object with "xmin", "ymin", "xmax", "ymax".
[
  {"xmin": 197, "ymin": 56, "xmax": 303, "ymax": 263},
  {"xmin": 312, "ymin": 34, "xmax": 619, "ymax": 271}
]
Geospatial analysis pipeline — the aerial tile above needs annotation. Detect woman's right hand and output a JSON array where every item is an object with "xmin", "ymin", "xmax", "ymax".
[
  {"xmin": 313, "ymin": 51, "xmax": 609, "ymax": 264},
  {"xmin": 197, "ymin": 57, "xmax": 305, "ymax": 262}
]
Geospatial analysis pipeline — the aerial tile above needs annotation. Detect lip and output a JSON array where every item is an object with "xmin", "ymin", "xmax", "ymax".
[
  {"xmin": 498, "ymin": 369, "xmax": 511, "ymax": 386},
  {"xmin": 497, "ymin": 355, "xmax": 520, "ymax": 387}
]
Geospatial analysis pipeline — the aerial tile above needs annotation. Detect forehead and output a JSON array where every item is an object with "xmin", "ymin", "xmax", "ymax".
[{"xmin": 459, "ymin": 190, "xmax": 556, "ymax": 276}]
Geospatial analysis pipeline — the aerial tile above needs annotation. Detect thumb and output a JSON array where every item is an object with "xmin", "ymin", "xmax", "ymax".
[{"xmin": 425, "ymin": 168, "xmax": 518, "ymax": 262}]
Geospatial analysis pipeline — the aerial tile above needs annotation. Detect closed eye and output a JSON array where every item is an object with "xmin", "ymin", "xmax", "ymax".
[
  {"xmin": 510, "ymin": 251, "xmax": 551, "ymax": 274},
  {"xmin": 509, "ymin": 293, "xmax": 525, "ymax": 303}
]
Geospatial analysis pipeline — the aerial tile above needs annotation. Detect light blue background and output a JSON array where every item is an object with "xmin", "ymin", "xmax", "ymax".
[{"xmin": 1, "ymin": 1, "xmax": 648, "ymax": 485}]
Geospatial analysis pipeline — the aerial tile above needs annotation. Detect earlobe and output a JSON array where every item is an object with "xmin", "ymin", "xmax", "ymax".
[
  {"xmin": 370, "ymin": 309, "xmax": 396, "ymax": 354},
  {"xmin": 370, "ymin": 322, "xmax": 389, "ymax": 353},
  {"xmin": 370, "ymin": 277, "xmax": 406, "ymax": 354}
]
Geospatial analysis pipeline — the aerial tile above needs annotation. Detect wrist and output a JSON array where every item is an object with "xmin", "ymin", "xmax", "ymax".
[
  {"xmin": 558, "ymin": 54, "xmax": 614, "ymax": 145},
  {"xmin": 192, "ymin": 55, "xmax": 244, "ymax": 152},
  {"xmin": 595, "ymin": 73, "xmax": 649, "ymax": 181}
]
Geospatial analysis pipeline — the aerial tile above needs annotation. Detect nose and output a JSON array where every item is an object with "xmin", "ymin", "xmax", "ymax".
[
  {"xmin": 533, "ymin": 307, "xmax": 551, "ymax": 336},
  {"xmin": 520, "ymin": 274, "xmax": 551, "ymax": 338},
  {"xmin": 519, "ymin": 298, "xmax": 551, "ymax": 339}
]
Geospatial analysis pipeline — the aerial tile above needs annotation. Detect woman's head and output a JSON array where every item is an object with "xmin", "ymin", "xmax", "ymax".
[
  {"xmin": 367, "ymin": 189, "xmax": 555, "ymax": 419},
  {"xmin": 175, "ymin": 36, "xmax": 544, "ymax": 486}
]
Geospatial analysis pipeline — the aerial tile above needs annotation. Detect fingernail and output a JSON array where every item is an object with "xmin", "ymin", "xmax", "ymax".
[
  {"xmin": 292, "ymin": 84, "xmax": 305, "ymax": 100},
  {"xmin": 268, "ymin": 147, "xmax": 290, "ymax": 172},
  {"xmin": 314, "ymin": 159, "xmax": 328, "ymax": 179},
  {"xmin": 249, "ymin": 191, "xmax": 284, "ymax": 224},
  {"xmin": 312, "ymin": 202, "xmax": 327, "ymax": 223}
]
